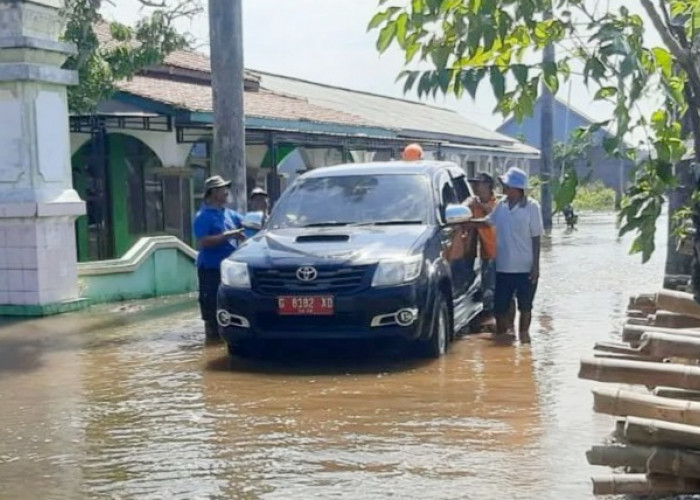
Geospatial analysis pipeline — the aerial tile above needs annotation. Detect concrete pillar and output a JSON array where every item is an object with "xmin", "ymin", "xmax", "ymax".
[{"xmin": 0, "ymin": 0, "xmax": 86, "ymax": 316}]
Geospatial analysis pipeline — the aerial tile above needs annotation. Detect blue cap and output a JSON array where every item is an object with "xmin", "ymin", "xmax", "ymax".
[{"xmin": 499, "ymin": 167, "xmax": 529, "ymax": 190}]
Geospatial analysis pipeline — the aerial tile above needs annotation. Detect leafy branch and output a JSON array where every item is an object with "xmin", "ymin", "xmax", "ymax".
[
  {"xmin": 61, "ymin": 0, "xmax": 202, "ymax": 112},
  {"xmin": 369, "ymin": 0, "xmax": 700, "ymax": 264}
]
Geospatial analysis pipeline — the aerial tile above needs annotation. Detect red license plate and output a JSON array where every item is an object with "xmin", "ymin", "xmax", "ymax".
[{"xmin": 277, "ymin": 296, "xmax": 334, "ymax": 316}]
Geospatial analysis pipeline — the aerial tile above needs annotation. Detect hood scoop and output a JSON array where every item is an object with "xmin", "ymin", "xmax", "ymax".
[{"xmin": 295, "ymin": 234, "xmax": 350, "ymax": 243}]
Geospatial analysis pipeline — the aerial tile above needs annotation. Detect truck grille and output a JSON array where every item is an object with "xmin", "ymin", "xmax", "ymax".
[{"xmin": 252, "ymin": 265, "xmax": 372, "ymax": 295}]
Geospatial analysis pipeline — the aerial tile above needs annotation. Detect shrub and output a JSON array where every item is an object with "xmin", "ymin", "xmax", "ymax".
[
  {"xmin": 573, "ymin": 181, "xmax": 616, "ymax": 212},
  {"xmin": 523, "ymin": 177, "xmax": 615, "ymax": 212}
]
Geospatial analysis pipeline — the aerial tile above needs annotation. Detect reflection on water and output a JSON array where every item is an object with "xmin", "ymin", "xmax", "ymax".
[{"xmin": 0, "ymin": 213, "xmax": 666, "ymax": 499}]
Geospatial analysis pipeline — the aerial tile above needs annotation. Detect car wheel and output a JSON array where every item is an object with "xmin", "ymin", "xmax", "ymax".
[{"xmin": 417, "ymin": 295, "xmax": 452, "ymax": 359}]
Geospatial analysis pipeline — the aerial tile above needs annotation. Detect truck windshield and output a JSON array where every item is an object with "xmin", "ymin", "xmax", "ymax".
[{"xmin": 268, "ymin": 174, "xmax": 432, "ymax": 229}]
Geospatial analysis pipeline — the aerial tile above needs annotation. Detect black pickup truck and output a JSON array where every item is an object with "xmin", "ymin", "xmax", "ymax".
[{"xmin": 216, "ymin": 161, "xmax": 483, "ymax": 358}]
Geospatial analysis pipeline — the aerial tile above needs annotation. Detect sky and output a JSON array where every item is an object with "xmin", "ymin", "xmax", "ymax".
[{"xmin": 102, "ymin": 0, "xmax": 665, "ymax": 142}]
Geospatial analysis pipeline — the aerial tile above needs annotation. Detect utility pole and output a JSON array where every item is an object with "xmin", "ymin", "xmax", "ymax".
[
  {"xmin": 540, "ymin": 5, "xmax": 555, "ymax": 231},
  {"xmin": 664, "ymin": 81, "xmax": 697, "ymax": 289},
  {"xmin": 208, "ymin": 0, "xmax": 247, "ymax": 212}
]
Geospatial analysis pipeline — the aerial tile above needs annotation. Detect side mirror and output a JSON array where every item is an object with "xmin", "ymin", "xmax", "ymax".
[{"xmin": 444, "ymin": 203, "xmax": 473, "ymax": 225}]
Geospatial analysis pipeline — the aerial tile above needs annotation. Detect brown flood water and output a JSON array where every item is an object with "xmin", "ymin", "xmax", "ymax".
[{"xmin": 0, "ymin": 213, "xmax": 667, "ymax": 500}]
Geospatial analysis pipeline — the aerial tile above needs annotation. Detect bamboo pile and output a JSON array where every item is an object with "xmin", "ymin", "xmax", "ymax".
[{"xmin": 580, "ymin": 289, "xmax": 700, "ymax": 496}]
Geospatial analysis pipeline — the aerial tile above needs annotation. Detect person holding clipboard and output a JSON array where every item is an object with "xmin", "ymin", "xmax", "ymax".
[{"xmin": 193, "ymin": 175, "xmax": 245, "ymax": 339}]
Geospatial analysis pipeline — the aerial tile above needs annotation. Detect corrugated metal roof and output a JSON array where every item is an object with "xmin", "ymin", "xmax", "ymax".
[
  {"xmin": 443, "ymin": 141, "xmax": 540, "ymax": 158},
  {"xmin": 256, "ymin": 71, "xmax": 518, "ymax": 148}
]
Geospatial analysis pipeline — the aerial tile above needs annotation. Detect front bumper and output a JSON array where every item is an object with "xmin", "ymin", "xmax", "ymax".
[{"xmin": 216, "ymin": 283, "xmax": 429, "ymax": 342}]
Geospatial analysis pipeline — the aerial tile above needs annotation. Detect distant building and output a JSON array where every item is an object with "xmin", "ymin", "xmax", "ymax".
[{"xmin": 497, "ymin": 96, "xmax": 635, "ymax": 195}]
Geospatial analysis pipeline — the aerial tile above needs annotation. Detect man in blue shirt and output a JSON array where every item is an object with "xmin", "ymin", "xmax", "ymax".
[{"xmin": 193, "ymin": 175, "xmax": 245, "ymax": 339}]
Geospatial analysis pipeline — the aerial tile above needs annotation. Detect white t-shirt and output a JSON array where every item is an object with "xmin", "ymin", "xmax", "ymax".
[{"xmin": 490, "ymin": 197, "xmax": 544, "ymax": 273}]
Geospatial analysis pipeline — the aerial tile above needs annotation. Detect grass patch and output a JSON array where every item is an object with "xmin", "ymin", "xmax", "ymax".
[
  {"xmin": 572, "ymin": 181, "xmax": 617, "ymax": 212},
  {"xmin": 527, "ymin": 178, "xmax": 616, "ymax": 212}
]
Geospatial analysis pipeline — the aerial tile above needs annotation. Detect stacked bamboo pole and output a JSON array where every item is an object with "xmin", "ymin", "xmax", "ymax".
[{"xmin": 581, "ymin": 289, "xmax": 700, "ymax": 495}]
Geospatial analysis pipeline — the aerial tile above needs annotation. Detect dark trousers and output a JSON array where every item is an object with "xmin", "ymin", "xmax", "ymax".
[
  {"xmin": 494, "ymin": 272, "xmax": 538, "ymax": 314},
  {"xmin": 481, "ymin": 259, "xmax": 496, "ymax": 314},
  {"xmin": 197, "ymin": 267, "xmax": 221, "ymax": 326}
]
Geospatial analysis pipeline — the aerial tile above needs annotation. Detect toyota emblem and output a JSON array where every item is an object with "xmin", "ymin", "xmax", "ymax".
[{"xmin": 296, "ymin": 266, "xmax": 318, "ymax": 282}]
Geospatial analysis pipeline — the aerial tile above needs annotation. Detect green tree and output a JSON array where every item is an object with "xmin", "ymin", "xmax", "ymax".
[
  {"xmin": 551, "ymin": 132, "xmax": 593, "ymax": 213},
  {"xmin": 369, "ymin": 0, "xmax": 696, "ymax": 268},
  {"xmin": 62, "ymin": 0, "xmax": 202, "ymax": 112}
]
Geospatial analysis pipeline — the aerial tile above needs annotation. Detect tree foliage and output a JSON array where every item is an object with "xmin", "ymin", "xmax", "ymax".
[
  {"xmin": 551, "ymin": 132, "xmax": 592, "ymax": 213},
  {"xmin": 370, "ymin": 0, "xmax": 700, "ymax": 265},
  {"xmin": 61, "ymin": 0, "xmax": 202, "ymax": 112}
]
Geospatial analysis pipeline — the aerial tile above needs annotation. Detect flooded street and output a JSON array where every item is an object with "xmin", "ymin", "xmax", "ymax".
[{"xmin": 0, "ymin": 213, "xmax": 667, "ymax": 500}]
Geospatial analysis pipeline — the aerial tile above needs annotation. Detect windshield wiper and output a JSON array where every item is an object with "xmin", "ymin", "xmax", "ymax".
[
  {"xmin": 302, "ymin": 221, "xmax": 354, "ymax": 228},
  {"xmin": 353, "ymin": 220, "xmax": 424, "ymax": 226}
]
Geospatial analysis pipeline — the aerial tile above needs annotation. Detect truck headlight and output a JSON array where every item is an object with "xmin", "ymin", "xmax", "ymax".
[
  {"xmin": 371, "ymin": 255, "xmax": 423, "ymax": 287},
  {"xmin": 221, "ymin": 259, "xmax": 251, "ymax": 289}
]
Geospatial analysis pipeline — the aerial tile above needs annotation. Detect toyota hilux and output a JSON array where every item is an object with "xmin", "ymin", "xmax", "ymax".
[{"xmin": 216, "ymin": 161, "xmax": 483, "ymax": 358}]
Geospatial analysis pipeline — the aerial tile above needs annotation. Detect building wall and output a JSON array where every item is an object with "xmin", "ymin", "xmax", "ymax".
[
  {"xmin": 497, "ymin": 99, "xmax": 633, "ymax": 191},
  {"xmin": 78, "ymin": 238, "xmax": 197, "ymax": 303},
  {"xmin": 497, "ymin": 99, "xmax": 596, "ymax": 146},
  {"xmin": 526, "ymin": 146, "xmax": 633, "ymax": 192},
  {"xmin": 70, "ymin": 129, "xmax": 362, "ymax": 261}
]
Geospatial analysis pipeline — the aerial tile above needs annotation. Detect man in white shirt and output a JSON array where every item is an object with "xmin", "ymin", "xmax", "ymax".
[{"xmin": 490, "ymin": 167, "xmax": 544, "ymax": 343}]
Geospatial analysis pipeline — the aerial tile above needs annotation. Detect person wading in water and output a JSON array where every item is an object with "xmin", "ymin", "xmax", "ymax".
[
  {"xmin": 467, "ymin": 172, "xmax": 498, "ymax": 330},
  {"xmin": 490, "ymin": 167, "xmax": 544, "ymax": 344},
  {"xmin": 193, "ymin": 176, "xmax": 245, "ymax": 340}
]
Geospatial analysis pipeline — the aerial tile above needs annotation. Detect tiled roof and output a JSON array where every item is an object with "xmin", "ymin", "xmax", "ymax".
[
  {"xmin": 163, "ymin": 50, "xmax": 210, "ymax": 73},
  {"xmin": 116, "ymin": 76, "xmax": 380, "ymax": 128},
  {"xmin": 161, "ymin": 48, "xmax": 260, "ymax": 83}
]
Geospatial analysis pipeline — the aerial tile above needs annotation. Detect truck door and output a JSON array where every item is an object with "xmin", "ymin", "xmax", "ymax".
[
  {"xmin": 435, "ymin": 170, "xmax": 471, "ymax": 299},
  {"xmin": 449, "ymin": 169, "xmax": 478, "ymax": 293}
]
